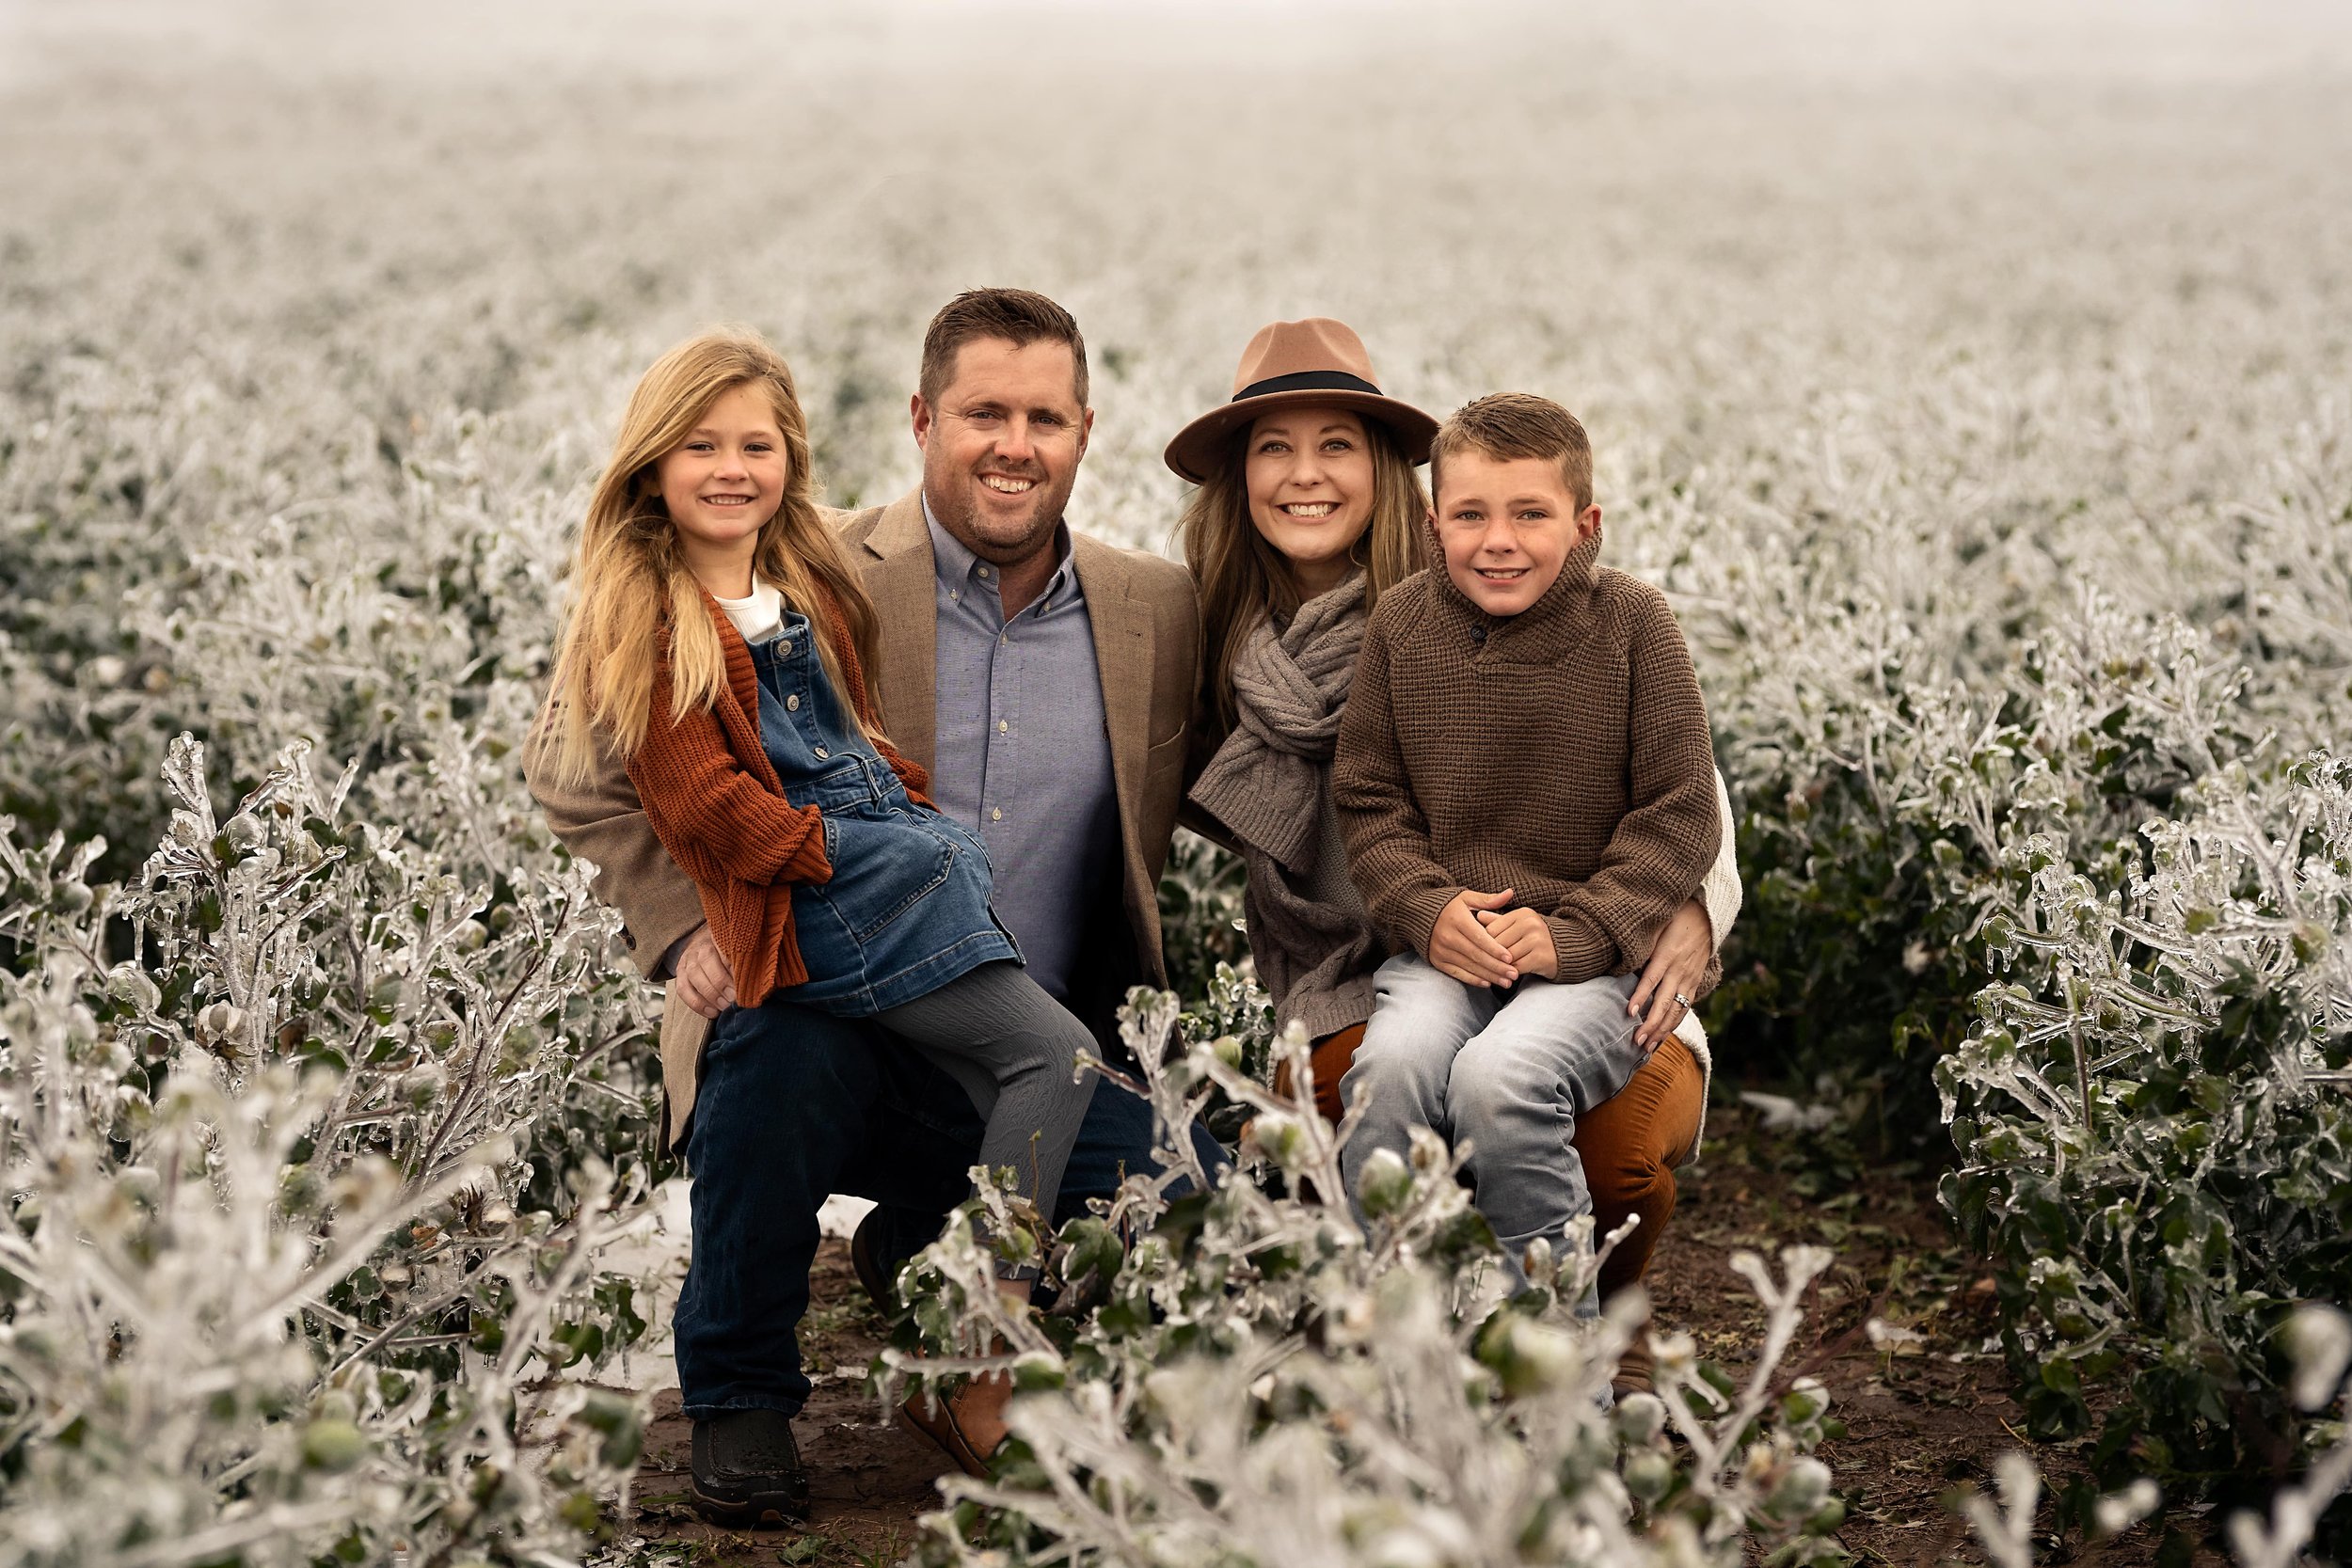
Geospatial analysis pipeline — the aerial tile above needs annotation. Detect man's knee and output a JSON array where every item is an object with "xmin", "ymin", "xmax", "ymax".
[{"xmin": 687, "ymin": 1005, "xmax": 886, "ymax": 1179}]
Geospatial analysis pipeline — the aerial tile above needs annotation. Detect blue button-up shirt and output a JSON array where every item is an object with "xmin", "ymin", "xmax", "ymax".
[{"xmin": 924, "ymin": 499, "xmax": 1121, "ymax": 1003}]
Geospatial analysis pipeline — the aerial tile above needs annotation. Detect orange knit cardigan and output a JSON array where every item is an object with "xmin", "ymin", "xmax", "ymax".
[{"xmin": 624, "ymin": 583, "xmax": 932, "ymax": 1008}]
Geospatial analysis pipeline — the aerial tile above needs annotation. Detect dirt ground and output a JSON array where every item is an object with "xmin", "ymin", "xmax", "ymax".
[
  {"xmin": 605, "ymin": 1104, "xmax": 2185, "ymax": 1567},
  {"xmin": 618, "ymin": 1236, "xmax": 941, "ymax": 1567}
]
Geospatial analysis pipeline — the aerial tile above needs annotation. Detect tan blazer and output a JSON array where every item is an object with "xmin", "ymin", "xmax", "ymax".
[{"xmin": 524, "ymin": 488, "xmax": 1202, "ymax": 1153}]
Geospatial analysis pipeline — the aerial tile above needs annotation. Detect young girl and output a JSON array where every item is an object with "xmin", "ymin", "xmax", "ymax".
[{"xmin": 536, "ymin": 329, "xmax": 1098, "ymax": 1307}]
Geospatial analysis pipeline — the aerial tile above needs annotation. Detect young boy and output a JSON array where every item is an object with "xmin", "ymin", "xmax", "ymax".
[{"xmin": 1331, "ymin": 392, "xmax": 1721, "ymax": 1292}]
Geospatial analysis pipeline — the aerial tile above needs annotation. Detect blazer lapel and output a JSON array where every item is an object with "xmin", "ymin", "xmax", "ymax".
[
  {"xmin": 1073, "ymin": 534, "xmax": 1153, "ymax": 857},
  {"xmin": 856, "ymin": 490, "xmax": 940, "ymax": 772}
]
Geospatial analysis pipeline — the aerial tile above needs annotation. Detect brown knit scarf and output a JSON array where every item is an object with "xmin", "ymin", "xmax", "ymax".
[
  {"xmin": 1194, "ymin": 576, "xmax": 1363, "ymax": 864},
  {"xmin": 1189, "ymin": 573, "xmax": 1382, "ymax": 1035}
]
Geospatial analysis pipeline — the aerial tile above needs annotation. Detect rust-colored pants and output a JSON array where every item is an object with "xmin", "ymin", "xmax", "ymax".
[{"xmin": 1281, "ymin": 1022, "xmax": 1705, "ymax": 1298}]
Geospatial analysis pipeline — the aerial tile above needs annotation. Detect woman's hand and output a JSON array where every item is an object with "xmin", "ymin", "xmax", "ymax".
[
  {"xmin": 673, "ymin": 927, "xmax": 739, "ymax": 1019},
  {"xmin": 1628, "ymin": 897, "xmax": 1713, "ymax": 1053}
]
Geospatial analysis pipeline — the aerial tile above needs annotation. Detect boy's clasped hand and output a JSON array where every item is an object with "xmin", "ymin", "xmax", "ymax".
[{"xmin": 1428, "ymin": 885, "xmax": 1560, "ymax": 988}]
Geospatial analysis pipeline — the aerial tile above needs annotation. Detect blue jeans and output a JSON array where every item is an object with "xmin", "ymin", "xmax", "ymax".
[
  {"xmin": 1338, "ymin": 954, "xmax": 1649, "ymax": 1298},
  {"xmin": 673, "ymin": 996, "xmax": 1225, "ymax": 1418}
]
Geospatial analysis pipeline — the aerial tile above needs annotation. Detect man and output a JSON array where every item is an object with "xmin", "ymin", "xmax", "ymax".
[{"xmin": 525, "ymin": 288, "xmax": 1207, "ymax": 1526}]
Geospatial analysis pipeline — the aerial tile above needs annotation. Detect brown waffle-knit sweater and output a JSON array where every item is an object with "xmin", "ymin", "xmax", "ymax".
[
  {"xmin": 1332, "ymin": 531, "xmax": 1722, "ymax": 992},
  {"xmin": 624, "ymin": 582, "xmax": 931, "ymax": 1009}
]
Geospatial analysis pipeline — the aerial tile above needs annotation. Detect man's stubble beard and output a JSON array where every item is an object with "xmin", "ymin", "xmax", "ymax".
[{"xmin": 924, "ymin": 459, "xmax": 1078, "ymax": 570}]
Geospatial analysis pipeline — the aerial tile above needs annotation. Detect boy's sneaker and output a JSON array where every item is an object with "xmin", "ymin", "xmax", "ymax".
[{"xmin": 691, "ymin": 1409, "xmax": 810, "ymax": 1526}]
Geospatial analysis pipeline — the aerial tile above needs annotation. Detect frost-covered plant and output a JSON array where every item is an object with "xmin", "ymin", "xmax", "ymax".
[
  {"xmin": 1961, "ymin": 1305, "xmax": 2352, "ymax": 1568},
  {"xmin": 882, "ymin": 994, "xmax": 1850, "ymax": 1568},
  {"xmin": 0, "ymin": 736, "xmax": 661, "ymax": 1565},
  {"xmin": 1155, "ymin": 832, "xmax": 1252, "ymax": 1010},
  {"xmin": 1710, "ymin": 590, "xmax": 2273, "ymax": 1139},
  {"xmin": 1939, "ymin": 752, "xmax": 2351, "ymax": 1545},
  {"xmin": 1165, "ymin": 962, "xmax": 1276, "ymax": 1145},
  {"xmin": 6, "ymin": 8, "xmax": 2352, "ymax": 1547}
]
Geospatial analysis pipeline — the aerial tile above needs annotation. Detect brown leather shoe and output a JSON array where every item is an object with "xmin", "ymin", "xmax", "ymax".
[
  {"xmin": 1612, "ymin": 1333, "xmax": 1655, "ymax": 1400},
  {"xmin": 898, "ymin": 1376, "xmax": 1011, "ymax": 1480}
]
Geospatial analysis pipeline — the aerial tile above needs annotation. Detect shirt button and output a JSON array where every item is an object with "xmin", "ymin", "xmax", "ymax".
[
  {"xmin": 777, "ymin": 641, "xmax": 792, "ymax": 656},
  {"xmin": 949, "ymin": 590, "xmax": 959, "ymax": 602},
  {"xmin": 997, "ymin": 720, "xmax": 1009, "ymax": 734},
  {"xmin": 999, "ymin": 634, "xmax": 1008, "ymax": 646},
  {"xmin": 990, "ymin": 806, "xmax": 1003, "ymax": 822},
  {"xmin": 978, "ymin": 565, "xmax": 993, "ymax": 578},
  {"xmin": 814, "ymin": 746, "xmax": 829, "ymax": 759},
  {"xmin": 786, "ymin": 694, "xmax": 800, "ymax": 711}
]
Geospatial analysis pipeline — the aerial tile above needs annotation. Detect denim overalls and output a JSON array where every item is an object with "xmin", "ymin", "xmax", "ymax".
[{"xmin": 746, "ymin": 608, "xmax": 1017, "ymax": 1016}]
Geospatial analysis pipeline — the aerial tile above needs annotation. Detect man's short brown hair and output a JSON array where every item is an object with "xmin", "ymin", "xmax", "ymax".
[
  {"xmin": 918, "ymin": 288, "xmax": 1089, "ymax": 409},
  {"xmin": 1429, "ymin": 392, "xmax": 1594, "ymax": 513}
]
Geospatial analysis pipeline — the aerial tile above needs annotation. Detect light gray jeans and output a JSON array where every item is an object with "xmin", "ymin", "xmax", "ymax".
[{"xmin": 1338, "ymin": 954, "xmax": 1649, "ymax": 1298}]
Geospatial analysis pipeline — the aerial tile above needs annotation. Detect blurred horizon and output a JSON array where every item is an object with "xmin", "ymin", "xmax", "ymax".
[
  {"xmin": 11, "ymin": 0, "xmax": 2352, "ymax": 89},
  {"xmin": 7, "ymin": 0, "xmax": 2346, "ymax": 531}
]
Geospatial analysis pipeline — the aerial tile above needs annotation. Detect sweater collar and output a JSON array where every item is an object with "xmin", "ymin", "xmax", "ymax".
[{"xmin": 1426, "ymin": 528, "xmax": 1606, "ymax": 655}]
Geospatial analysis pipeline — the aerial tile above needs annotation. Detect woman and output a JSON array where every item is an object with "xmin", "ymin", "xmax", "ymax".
[{"xmin": 1170, "ymin": 318, "xmax": 1740, "ymax": 1384}]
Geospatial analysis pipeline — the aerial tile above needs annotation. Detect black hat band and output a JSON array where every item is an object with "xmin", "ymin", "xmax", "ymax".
[{"xmin": 1232, "ymin": 369, "xmax": 1384, "ymax": 402}]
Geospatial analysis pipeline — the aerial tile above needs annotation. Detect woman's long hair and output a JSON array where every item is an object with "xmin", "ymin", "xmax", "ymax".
[
  {"xmin": 1181, "ymin": 414, "xmax": 1429, "ymax": 746},
  {"xmin": 535, "ymin": 328, "xmax": 882, "ymax": 791}
]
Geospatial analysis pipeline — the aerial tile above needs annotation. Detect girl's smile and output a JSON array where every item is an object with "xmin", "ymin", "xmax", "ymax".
[{"xmin": 658, "ymin": 383, "xmax": 790, "ymax": 595}]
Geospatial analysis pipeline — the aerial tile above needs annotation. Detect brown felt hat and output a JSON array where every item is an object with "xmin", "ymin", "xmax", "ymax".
[{"xmin": 1163, "ymin": 318, "xmax": 1437, "ymax": 484}]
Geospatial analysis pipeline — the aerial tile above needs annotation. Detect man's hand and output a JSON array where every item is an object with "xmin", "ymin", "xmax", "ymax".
[
  {"xmin": 673, "ymin": 927, "xmax": 739, "ymax": 1019},
  {"xmin": 1430, "ymin": 888, "xmax": 1519, "ymax": 987},
  {"xmin": 1476, "ymin": 905, "xmax": 1559, "ymax": 980},
  {"xmin": 1627, "ymin": 896, "xmax": 1713, "ymax": 1053}
]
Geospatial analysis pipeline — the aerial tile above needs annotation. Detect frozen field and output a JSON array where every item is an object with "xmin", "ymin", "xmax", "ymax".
[
  {"xmin": 4, "ymin": 3, "xmax": 2349, "ymax": 1562},
  {"xmin": 9, "ymin": 0, "xmax": 2350, "ymax": 867}
]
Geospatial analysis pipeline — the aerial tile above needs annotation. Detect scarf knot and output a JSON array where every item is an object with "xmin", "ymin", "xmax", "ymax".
[{"xmin": 1190, "ymin": 573, "xmax": 1366, "ymax": 873}]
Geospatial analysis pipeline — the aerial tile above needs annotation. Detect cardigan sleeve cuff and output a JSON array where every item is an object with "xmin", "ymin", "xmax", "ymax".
[{"xmin": 775, "ymin": 818, "xmax": 833, "ymax": 884}]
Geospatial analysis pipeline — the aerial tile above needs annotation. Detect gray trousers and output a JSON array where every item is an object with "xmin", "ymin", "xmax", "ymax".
[
  {"xmin": 875, "ymin": 959, "xmax": 1099, "ymax": 1244},
  {"xmin": 1338, "ymin": 954, "xmax": 1649, "ymax": 1296}
]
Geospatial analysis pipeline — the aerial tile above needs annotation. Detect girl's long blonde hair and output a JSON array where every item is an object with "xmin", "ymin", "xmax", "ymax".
[
  {"xmin": 1181, "ymin": 413, "xmax": 1429, "ymax": 746},
  {"xmin": 535, "ymin": 328, "xmax": 882, "ymax": 791}
]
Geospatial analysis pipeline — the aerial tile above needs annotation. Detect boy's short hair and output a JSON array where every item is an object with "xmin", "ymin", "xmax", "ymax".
[
  {"xmin": 919, "ymin": 288, "xmax": 1090, "ymax": 409},
  {"xmin": 1429, "ymin": 392, "xmax": 1593, "ymax": 513}
]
